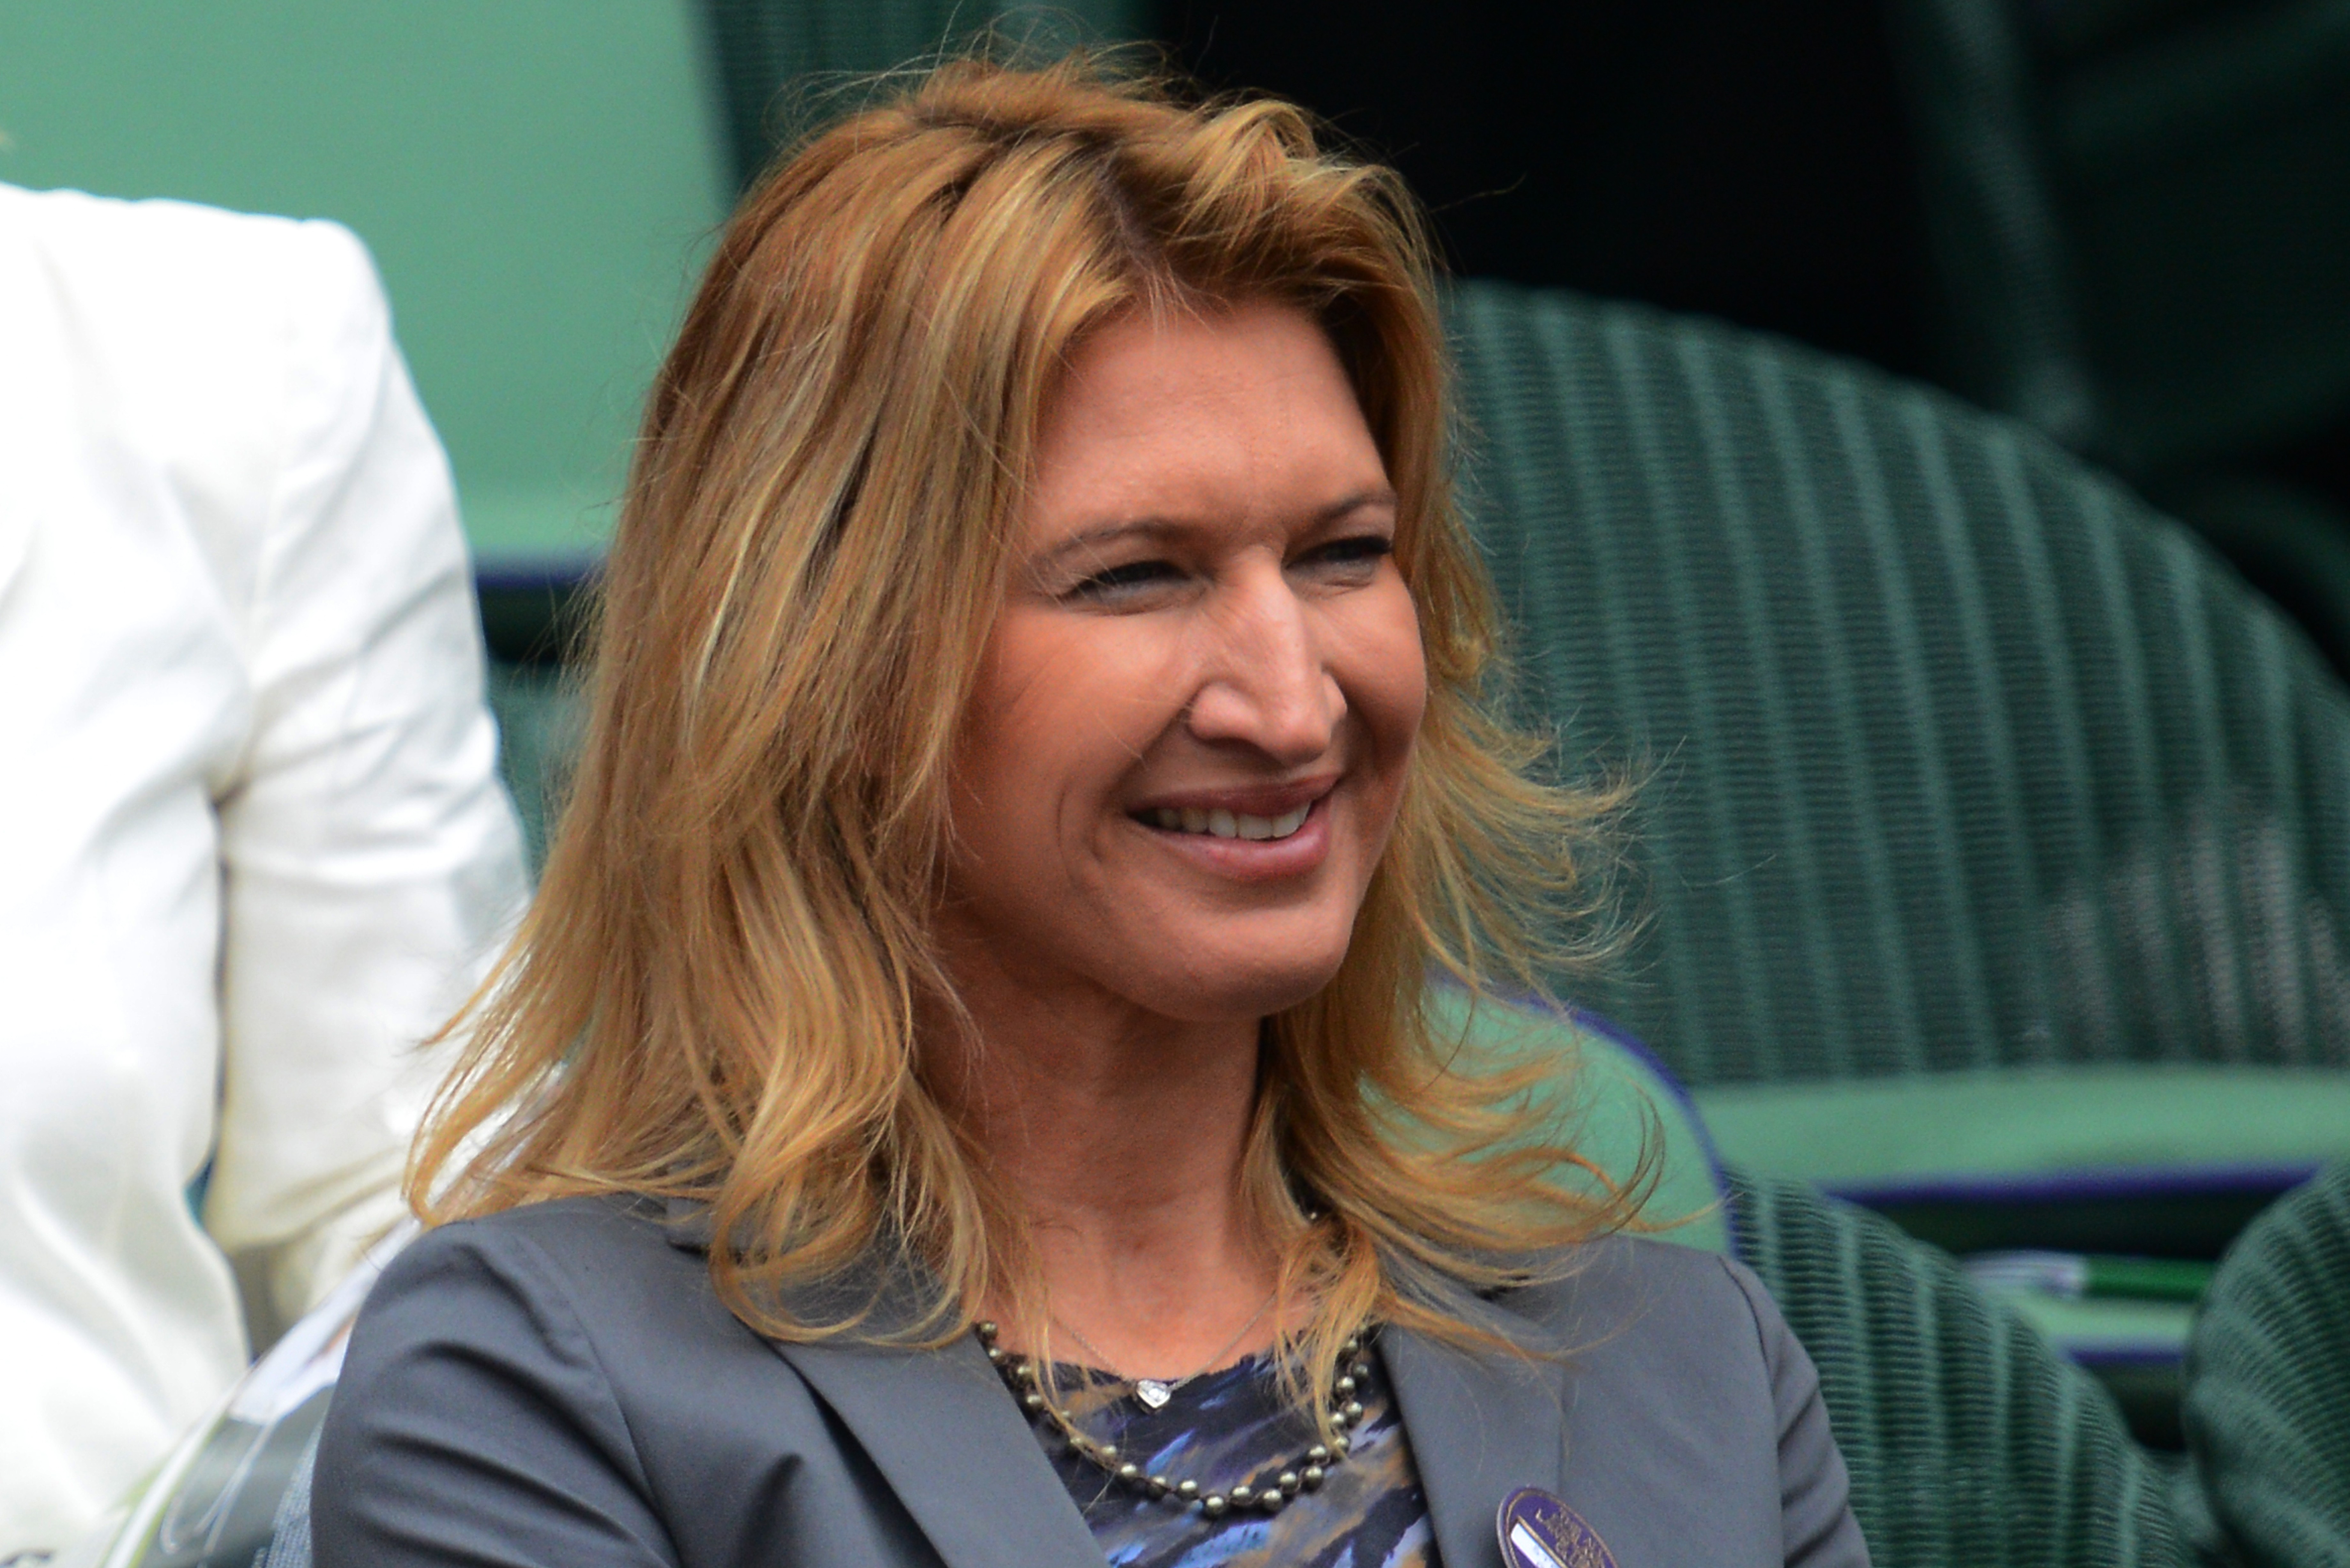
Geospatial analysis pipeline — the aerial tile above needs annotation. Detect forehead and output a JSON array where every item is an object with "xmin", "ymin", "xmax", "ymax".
[{"xmin": 1022, "ymin": 301, "xmax": 1389, "ymax": 545}]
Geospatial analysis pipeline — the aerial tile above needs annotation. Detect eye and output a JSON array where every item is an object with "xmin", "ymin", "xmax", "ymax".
[
  {"xmin": 1063, "ymin": 556, "xmax": 1185, "ymax": 602},
  {"xmin": 1313, "ymin": 534, "xmax": 1394, "ymax": 564},
  {"xmin": 1293, "ymin": 533, "xmax": 1395, "ymax": 579}
]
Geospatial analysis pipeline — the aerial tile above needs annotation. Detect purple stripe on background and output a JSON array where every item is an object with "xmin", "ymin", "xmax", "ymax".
[
  {"xmin": 1828, "ymin": 1161, "xmax": 2322, "ymax": 1209},
  {"xmin": 474, "ymin": 560, "xmax": 599, "ymax": 593},
  {"xmin": 2066, "ymin": 1344, "xmax": 2187, "ymax": 1369}
]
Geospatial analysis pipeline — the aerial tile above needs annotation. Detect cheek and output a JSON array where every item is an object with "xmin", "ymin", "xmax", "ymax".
[
  {"xmin": 1344, "ymin": 580, "xmax": 1429, "ymax": 774},
  {"xmin": 949, "ymin": 629, "xmax": 1056, "ymax": 879},
  {"xmin": 949, "ymin": 612, "xmax": 1180, "ymax": 867}
]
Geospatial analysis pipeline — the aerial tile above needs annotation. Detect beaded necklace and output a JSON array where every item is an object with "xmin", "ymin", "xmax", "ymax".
[{"xmin": 975, "ymin": 1319, "xmax": 1376, "ymax": 1519}]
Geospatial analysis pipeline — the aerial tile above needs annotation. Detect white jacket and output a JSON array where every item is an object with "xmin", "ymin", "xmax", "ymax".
[{"xmin": 0, "ymin": 184, "xmax": 528, "ymax": 1551}]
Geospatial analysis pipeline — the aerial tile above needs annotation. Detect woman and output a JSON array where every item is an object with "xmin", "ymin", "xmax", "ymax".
[{"xmin": 315, "ymin": 56, "xmax": 1867, "ymax": 1568}]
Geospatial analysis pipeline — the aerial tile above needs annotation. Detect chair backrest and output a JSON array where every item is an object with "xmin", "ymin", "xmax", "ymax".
[
  {"xmin": 1733, "ymin": 1167, "xmax": 2190, "ymax": 1568},
  {"xmin": 1445, "ymin": 278, "xmax": 2350, "ymax": 1089},
  {"xmin": 2184, "ymin": 1161, "xmax": 2350, "ymax": 1568}
]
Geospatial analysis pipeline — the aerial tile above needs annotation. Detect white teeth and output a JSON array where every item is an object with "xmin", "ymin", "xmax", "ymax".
[{"xmin": 1147, "ymin": 802, "xmax": 1314, "ymax": 841}]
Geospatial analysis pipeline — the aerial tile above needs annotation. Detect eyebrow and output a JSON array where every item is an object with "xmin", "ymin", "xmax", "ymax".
[{"xmin": 1033, "ymin": 486, "xmax": 1400, "ymax": 571}]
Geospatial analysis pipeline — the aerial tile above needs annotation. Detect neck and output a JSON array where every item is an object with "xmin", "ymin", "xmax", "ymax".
[{"xmin": 923, "ymin": 957, "xmax": 1284, "ymax": 1378}]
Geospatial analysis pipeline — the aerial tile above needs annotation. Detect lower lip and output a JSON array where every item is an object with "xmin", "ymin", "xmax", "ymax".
[{"xmin": 1135, "ymin": 795, "xmax": 1334, "ymax": 883}]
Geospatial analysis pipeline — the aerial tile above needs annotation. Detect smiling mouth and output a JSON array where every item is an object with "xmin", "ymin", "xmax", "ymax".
[{"xmin": 1142, "ymin": 803, "xmax": 1314, "ymax": 842}]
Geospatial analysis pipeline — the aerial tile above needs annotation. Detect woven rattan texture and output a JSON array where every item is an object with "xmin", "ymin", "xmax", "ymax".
[
  {"xmin": 2186, "ymin": 1163, "xmax": 2350, "ymax": 1568},
  {"xmin": 1732, "ymin": 1168, "xmax": 2188, "ymax": 1568},
  {"xmin": 1448, "ymin": 279, "xmax": 2350, "ymax": 1086}
]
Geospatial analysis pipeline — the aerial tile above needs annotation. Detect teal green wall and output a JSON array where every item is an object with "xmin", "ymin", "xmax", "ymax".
[{"xmin": 0, "ymin": 2, "xmax": 730, "ymax": 568}]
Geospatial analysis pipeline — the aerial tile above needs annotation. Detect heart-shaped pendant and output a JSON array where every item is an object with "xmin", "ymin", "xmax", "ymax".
[{"xmin": 1135, "ymin": 1378, "xmax": 1173, "ymax": 1409}]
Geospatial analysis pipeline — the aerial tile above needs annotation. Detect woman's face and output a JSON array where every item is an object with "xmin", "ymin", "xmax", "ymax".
[{"xmin": 940, "ymin": 300, "xmax": 1426, "ymax": 1026}]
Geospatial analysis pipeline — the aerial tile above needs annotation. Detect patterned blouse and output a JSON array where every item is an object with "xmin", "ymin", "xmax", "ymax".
[{"xmin": 1028, "ymin": 1339, "xmax": 1439, "ymax": 1568}]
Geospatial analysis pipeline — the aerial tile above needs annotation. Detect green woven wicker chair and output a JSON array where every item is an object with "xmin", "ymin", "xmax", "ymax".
[
  {"xmin": 1444, "ymin": 277, "xmax": 2350, "ymax": 1445},
  {"xmin": 1733, "ymin": 1168, "xmax": 2190, "ymax": 1568},
  {"xmin": 1446, "ymin": 275, "xmax": 2350, "ymax": 1089},
  {"xmin": 2184, "ymin": 1162, "xmax": 2350, "ymax": 1568}
]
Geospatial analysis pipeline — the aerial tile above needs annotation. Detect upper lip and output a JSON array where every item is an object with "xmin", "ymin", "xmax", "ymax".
[{"xmin": 1128, "ymin": 775, "xmax": 1339, "ymax": 819}]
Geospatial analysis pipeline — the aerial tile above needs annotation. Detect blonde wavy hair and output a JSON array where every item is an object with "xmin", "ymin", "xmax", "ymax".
[{"xmin": 413, "ymin": 52, "xmax": 1638, "ymax": 1433}]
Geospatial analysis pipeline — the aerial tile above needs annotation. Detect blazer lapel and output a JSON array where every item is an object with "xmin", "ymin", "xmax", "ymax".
[
  {"xmin": 660, "ymin": 1207, "xmax": 1102, "ymax": 1568},
  {"xmin": 770, "ymin": 1332, "xmax": 1107, "ymax": 1568},
  {"xmin": 1381, "ymin": 1288, "xmax": 1569, "ymax": 1568},
  {"xmin": 663, "ymin": 1206, "xmax": 1573, "ymax": 1568},
  {"xmin": 782, "ymin": 1314, "xmax": 1568, "ymax": 1568}
]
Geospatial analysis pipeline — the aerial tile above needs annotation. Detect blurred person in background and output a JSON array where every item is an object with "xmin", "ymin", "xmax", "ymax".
[{"xmin": 0, "ymin": 183, "xmax": 526, "ymax": 1556}]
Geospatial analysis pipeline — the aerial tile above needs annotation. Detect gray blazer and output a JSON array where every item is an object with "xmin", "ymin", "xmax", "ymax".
[{"xmin": 312, "ymin": 1195, "xmax": 1868, "ymax": 1568}]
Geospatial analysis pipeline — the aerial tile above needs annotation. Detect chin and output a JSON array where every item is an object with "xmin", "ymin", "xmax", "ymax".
[{"xmin": 1143, "ymin": 942, "xmax": 1353, "ymax": 1024}]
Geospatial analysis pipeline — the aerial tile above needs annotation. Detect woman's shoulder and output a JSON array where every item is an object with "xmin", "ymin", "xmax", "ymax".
[
  {"xmin": 353, "ymin": 1194, "xmax": 750, "ymax": 1379},
  {"xmin": 394, "ymin": 1190, "xmax": 686, "ymax": 1260},
  {"xmin": 1495, "ymin": 1234, "xmax": 1868, "ymax": 1568},
  {"xmin": 1514, "ymin": 1231, "xmax": 1778, "ymax": 1330},
  {"xmin": 320, "ymin": 1202, "xmax": 895, "ymax": 1564},
  {"xmin": 381, "ymin": 1191, "xmax": 694, "ymax": 1281},
  {"xmin": 1500, "ymin": 1233, "xmax": 1809, "ymax": 1412}
]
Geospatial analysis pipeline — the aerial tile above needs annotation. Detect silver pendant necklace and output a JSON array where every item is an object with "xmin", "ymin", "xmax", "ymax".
[{"xmin": 1051, "ymin": 1289, "xmax": 1279, "ymax": 1409}]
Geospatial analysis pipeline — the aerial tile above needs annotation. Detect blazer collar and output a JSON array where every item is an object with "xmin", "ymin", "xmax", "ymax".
[
  {"xmin": 664, "ymin": 1204, "xmax": 1567, "ymax": 1568},
  {"xmin": 663, "ymin": 1201, "xmax": 1102, "ymax": 1568},
  {"xmin": 769, "ymin": 1331, "xmax": 1107, "ymax": 1568}
]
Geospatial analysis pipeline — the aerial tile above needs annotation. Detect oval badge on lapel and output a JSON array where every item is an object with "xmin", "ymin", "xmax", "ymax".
[{"xmin": 1498, "ymin": 1487, "xmax": 1620, "ymax": 1568}]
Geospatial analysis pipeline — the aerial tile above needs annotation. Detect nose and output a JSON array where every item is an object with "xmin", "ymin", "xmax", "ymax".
[{"xmin": 1183, "ymin": 558, "xmax": 1345, "ymax": 764}]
